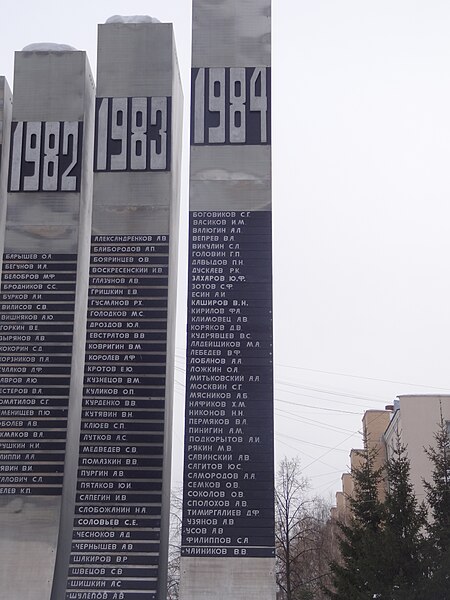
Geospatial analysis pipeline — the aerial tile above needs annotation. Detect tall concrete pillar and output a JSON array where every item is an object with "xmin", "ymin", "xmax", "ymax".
[
  {"xmin": 180, "ymin": 1, "xmax": 276, "ymax": 598},
  {"xmin": 56, "ymin": 20, "xmax": 182, "ymax": 600},
  {"xmin": 0, "ymin": 47, "xmax": 95, "ymax": 600},
  {"xmin": 0, "ymin": 77, "xmax": 13, "ymax": 269}
]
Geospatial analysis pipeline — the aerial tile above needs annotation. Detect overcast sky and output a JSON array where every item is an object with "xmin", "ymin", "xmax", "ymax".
[{"xmin": 2, "ymin": 1, "xmax": 450, "ymax": 501}]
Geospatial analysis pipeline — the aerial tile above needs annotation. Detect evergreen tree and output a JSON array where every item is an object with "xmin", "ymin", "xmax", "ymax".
[
  {"xmin": 325, "ymin": 444, "xmax": 388, "ymax": 599},
  {"xmin": 423, "ymin": 416, "xmax": 450, "ymax": 599},
  {"xmin": 382, "ymin": 433, "xmax": 427, "ymax": 599},
  {"xmin": 326, "ymin": 435, "xmax": 430, "ymax": 600}
]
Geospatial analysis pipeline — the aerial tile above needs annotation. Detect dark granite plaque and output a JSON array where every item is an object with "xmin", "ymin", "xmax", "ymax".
[
  {"xmin": 66, "ymin": 236, "xmax": 171, "ymax": 594},
  {"xmin": 182, "ymin": 212, "xmax": 275, "ymax": 558},
  {"xmin": 0, "ymin": 253, "xmax": 77, "ymax": 496}
]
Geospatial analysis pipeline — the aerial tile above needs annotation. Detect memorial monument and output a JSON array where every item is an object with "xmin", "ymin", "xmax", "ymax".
[
  {"xmin": 180, "ymin": 0, "xmax": 276, "ymax": 598},
  {"xmin": 0, "ymin": 77, "xmax": 12, "ymax": 274},
  {"xmin": 0, "ymin": 46, "xmax": 95, "ymax": 600},
  {"xmin": 0, "ymin": 18, "xmax": 182, "ymax": 600}
]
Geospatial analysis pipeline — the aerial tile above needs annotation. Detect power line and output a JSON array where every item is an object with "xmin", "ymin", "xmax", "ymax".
[
  {"xmin": 277, "ymin": 431, "xmax": 348, "ymax": 453},
  {"xmin": 276, "ymin": 437, "xmax": 339, "ymax": 472},
  {"xmin": 276, "ymin": 378, "xmax": 386, "ymax": 404},
  {"xmin": 276, "ymin": 406, "xmax": 361, "ymax": 435},
  {"xmin": 277, "ymin": 363, "xmax": 450, "ymax": 392},
  {"xmin": 308, "ymin": 470, "xmax": 342, "ymax": 479},
  {"xmin": 276, "ymin": 386, "xmax": 386, "ymax": 411},
  {"xmin": 276, "ymin": 397, "xmax": 361, "ymax": 415},
  {"xmin": 302, "ymin": 431, "xmax": 359, "ymax": 472}
]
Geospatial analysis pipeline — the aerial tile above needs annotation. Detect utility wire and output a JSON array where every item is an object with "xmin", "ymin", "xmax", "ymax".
[
  {"xmin": 276, "ymin": 386, "xmax": 385, "ymax": 410},
  {"xmin": 301, "ymin": 430, "xmax": 362, "ymax": 472},
  {"xmin": 276, "ymin": 397, "xmax": 361, "ymax": 415},
  {"xmin": 276, "ymin": 378, "xmax": 386, "ymax": 404},
  {"xmin": 275, "ymin": 407, "xmax": 360, "ymax": 435},
  {"xmin": 277, "ymin": 363, "xmax": 450, "ymax": 392},
  {"xmin": 276, "ymin": 437, "xmax": 339, "ymax": 472},
  {"xmin": 277, "ymin": 431, "xmax": 348, "ymax": 453}
]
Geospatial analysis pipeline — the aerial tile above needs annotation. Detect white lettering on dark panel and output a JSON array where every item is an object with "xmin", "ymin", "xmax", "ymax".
[
  {"xmin": 94, "ymin": 97, "xmax": 171, "ymax": 172},
  {"xmin": 8, "ymin": 121, "xmax": 83, "ymax": 193},
  {"xmin": 192, "ymin": 67, "xmax": 270, "ymax": 145}
]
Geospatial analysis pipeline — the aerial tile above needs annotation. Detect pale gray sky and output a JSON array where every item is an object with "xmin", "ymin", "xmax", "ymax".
[{"xmin": 2, "ymin": 1, "xmax": 450, "ymax": 500}]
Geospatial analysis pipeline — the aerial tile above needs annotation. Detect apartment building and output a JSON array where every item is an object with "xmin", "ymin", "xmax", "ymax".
[{"xmin": 332, "ymin": 395, "xmax": 450, "ymax": 520}]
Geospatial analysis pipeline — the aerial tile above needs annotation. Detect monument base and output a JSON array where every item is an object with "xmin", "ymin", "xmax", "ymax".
[
  {"xmin": 0, "ymin": 497, "xmax": 60, "ymax": 600},
  {"xmin": 180, "ymin": 557, "xmax": 277, "ymax": 600}
]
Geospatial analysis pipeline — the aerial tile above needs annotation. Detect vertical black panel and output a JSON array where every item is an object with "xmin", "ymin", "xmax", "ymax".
[
  {"xmin": 65, "ymin": 236, "xmax": 170, "ymax": 600},
  {"xmin": 182, "ymin": 212, "xmax": 275, "ymax": 558},
  {"xmin": 0, "ymin": 253, "xmax": 77, "ymax": 496}
]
